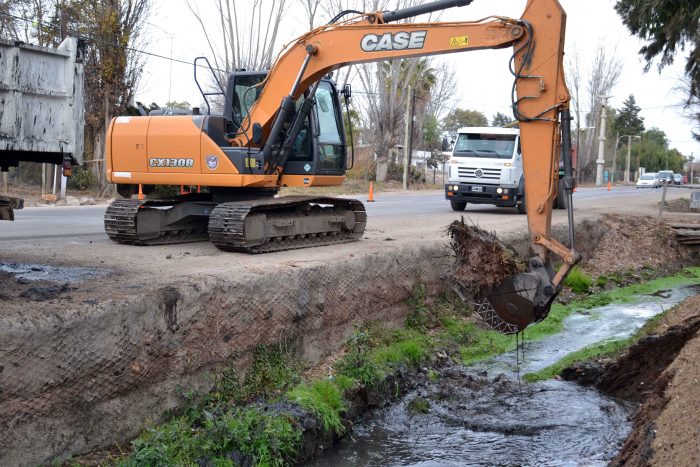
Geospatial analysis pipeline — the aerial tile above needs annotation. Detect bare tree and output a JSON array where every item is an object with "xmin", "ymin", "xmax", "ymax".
[
  {"xmin": 568, "ymin": 42, "xmax": 622, "ymax": 180},
  {"xmin": 187, "ymin": 0, "xmax": 288, "ymax": 85},
  {"xmin": 425, "ymin": 61, "xmax": 457, "ymax": 120},
  {"xmin": 352, "ymin": 0, "xmax": 441, "ymax": 181},
  {"xmin": 75, "ymin": 0, "xmax": 151, "ymax": 191},
  {"xmin": 300, "ymin": 0, "xmax": 323, "ymax": 30},
  {"xmin": 566, "ymin": 47, "xmax": 585, "ymax": 179}
]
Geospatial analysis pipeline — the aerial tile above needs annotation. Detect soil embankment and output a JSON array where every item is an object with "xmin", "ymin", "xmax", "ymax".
[
  {"xmin": 563, "ymin": 296, "xmax": 700, "ymax": 466},
  {"xmin": 1, "ymin": 213, "xmax": 695, "ymax": 465}
]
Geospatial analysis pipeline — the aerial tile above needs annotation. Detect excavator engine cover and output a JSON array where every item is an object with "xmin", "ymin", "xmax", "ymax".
[{"xmin": 472, "ymin": 258, "xmax": 558, "ymax": 334}]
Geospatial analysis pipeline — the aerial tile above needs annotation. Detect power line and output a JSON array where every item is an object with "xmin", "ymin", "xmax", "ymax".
[{"xmin": 0, "ymin": 11, "xmax": 226, "ymax": 72}]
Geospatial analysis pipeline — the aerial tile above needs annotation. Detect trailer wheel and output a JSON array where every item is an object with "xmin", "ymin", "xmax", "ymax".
[{"xmin": 450, "ymin": 200, "xmax": 467, "ymax": 211}]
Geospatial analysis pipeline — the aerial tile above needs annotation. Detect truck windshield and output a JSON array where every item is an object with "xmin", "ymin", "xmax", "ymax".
[{"xmin": 453, "ymin": 133, "xmax": 516, "ymax": 159}]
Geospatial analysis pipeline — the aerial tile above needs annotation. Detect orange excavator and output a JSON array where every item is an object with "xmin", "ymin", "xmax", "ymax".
[{"xmin": 104, "ymin": 0, "xmax": 580, "ymax": 333}]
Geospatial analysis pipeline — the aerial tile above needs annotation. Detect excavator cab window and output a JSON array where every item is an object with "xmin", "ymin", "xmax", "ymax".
[
  {"xmin": 288, "ymin": 96, "xmax": 313, "ymax": 162},
  {"xmin": 225, "ymin": 72, "xmax": 267, "ymax": 132},
  {"xmin": 314, "ymin": 81, "xmax": 345, "ymax": 172}
]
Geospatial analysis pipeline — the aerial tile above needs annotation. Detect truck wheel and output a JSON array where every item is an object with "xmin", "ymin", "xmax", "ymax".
[
  {"xmin": 450, "ymin": 200, "xmax": 467, "ymax": 211},
  {"xmin": 517, "ymin": 198, "xmax": 527, "ymax": 214}
]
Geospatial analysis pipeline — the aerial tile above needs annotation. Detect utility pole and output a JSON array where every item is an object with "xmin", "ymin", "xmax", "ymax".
[
  {"xmin": 691, "ymin": 152, "xmax": 695, "ymax": 184},
  {"xmin": 402, "ymin": 84, "xmax": 411, "ymax": 191},
  {"xmin": 625, "ymin": 138, "xmax": 633, "ymax": 183},
  {"xmin": 595, "ymin": 98, "xmax": 609, "ymax": 187},
  {"xmin": 407, "ymin": 91, "xmax": 416, "ymax": 182},
  {"xmin": 611, "ymin": 131, "xmax": 619, "ymax": 183}
]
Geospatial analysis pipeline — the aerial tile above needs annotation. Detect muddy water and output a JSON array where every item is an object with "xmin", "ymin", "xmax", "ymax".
[
  {"xmin": 476, "ymin": 285, "xmax": 700, "ymax": 377},
  {"xmin": 0, "ymin": 262, "xmax": 109, "ymax": 283},
  {"xmin": 309, "ymin": 286, "xmax": 699, "ymax": 467}
]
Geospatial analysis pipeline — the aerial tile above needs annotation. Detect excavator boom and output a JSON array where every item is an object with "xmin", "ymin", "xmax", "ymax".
[{"xmin": 105, "ymin": 0, "xmax": 580, "ymax": 332}]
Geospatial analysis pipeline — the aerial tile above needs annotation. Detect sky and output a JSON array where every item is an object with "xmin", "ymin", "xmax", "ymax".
[{"xmin": 134, "ymin": 0, "xmax": 700, "ymax": 160}]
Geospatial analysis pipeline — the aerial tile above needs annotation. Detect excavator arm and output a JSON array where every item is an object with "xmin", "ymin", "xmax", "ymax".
[{"xmin": 235, "ymin": 0, "xmax": 580, "ymax": 332}]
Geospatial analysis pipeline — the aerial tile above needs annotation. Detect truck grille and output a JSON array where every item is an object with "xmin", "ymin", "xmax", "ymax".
[{"xmin": 458, "ymin": 167, "xmax": 501, "ymax": 180}]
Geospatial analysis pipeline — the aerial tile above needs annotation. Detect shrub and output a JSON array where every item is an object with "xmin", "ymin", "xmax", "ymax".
[
  {"xmin": 287, "ymin": 380, "xmax": 345, "ymax": 435},
  {"xmin": 67, "ymin": 165, "xmax": 97, "ymax": 190},
  {"xmin": 563, "ymin": 266, "xmax": 593, "ymax": 294}
]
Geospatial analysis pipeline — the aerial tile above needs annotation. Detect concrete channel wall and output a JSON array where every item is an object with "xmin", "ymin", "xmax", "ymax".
[{"xmin": 1, "ymin": 243, "xmax": 454, "ymax": 466}]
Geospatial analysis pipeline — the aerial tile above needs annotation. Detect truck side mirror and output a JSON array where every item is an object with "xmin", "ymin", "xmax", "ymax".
[{"xmin": 342, "ymin": 84, "xmax": 352, "ymax": 104}]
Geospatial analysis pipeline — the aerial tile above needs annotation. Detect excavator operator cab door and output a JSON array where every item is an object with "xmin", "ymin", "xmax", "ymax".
[{"xmin": 286, "ymin": 79, "xmax": 347, "ymax": 176}]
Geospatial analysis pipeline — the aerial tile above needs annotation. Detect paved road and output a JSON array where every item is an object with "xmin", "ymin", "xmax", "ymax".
[{"xmin": 0, "ymin": 185, "xmax": 687, "ymax": 241}]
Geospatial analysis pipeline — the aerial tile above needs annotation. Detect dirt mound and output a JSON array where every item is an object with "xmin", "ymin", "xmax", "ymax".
[
  {"xmin": 447, "ymin": 218, "xmax": 526, "ymax": 291},
  {"xmin": 563, "ymin": 296, "xmax": 700, "ymax": 466},
  {"xmin": 578, "ymin": 215, "xmax": 689, "ymax": 278},
  {"xmin": 664, "ymin": 197, "xmax": 692, "ymax": 213}
]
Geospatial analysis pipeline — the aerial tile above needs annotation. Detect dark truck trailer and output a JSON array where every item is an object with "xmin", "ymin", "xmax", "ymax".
[{"xmin": 0, "ymin": 37, "xmax": 86, "ymax": 219}]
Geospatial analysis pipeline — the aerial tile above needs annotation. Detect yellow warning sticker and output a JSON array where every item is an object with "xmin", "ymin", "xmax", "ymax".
[{"xmin": 449, "ymin": 35, "xmax": 469, "ymax": 48}]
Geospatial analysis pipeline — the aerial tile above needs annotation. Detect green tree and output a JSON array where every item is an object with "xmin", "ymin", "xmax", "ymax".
[
  {"xmin": 441, "ymin": 108, "xmax": 488, "ymax": 138},
  {"xmin": 491, "ymin": 112, "xmax": 512, "ymax": 127},
  {"xmin": 165, "ymin": 100, "xmax": 192, "ymax": 110},
  {"xmin": 634, "ymin": 128, "xmax": 684, "ymax": 173},
  {"xmin": 422, "ymin": 114, "xmax": 441, "ymax": 153},
  {"xmin": 614, "ymin": 94, "xmax": 645, "ymax": 136},
  {"xmin": 615, "ymin": 0, "xmax": 700, "ymax": 101}
]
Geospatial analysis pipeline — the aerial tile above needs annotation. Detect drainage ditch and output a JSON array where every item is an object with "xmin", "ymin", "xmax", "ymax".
[{"xmin": 307, "ymin": 284, "xmax": 700, "ymax": 466}]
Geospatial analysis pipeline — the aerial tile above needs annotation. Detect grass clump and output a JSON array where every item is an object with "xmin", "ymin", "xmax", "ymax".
[
  {"xmin": 407, "ymin": 396, "xmax": 430, "ymax": 414},
  {"xmin": 286, "ymin": 380, "xmax": 346, "ymax": 435},
  {"xmin": 123, "ymin": 343, "xmax": 305, "ymax": 466},
  {"xmin": 334, "ymin": 322, "xmax": 432, "ymax": 386},
  {"xmin": 123, "ymin": 406, "xmax": 301, "ymax": 467},
  {"xmin": 458, "ymin": 326, "xmax": 512, "ymax": 365},
  {"xmin": 523, "ymin": 338, "xmax": 630, "ymax": 382},
  {"xmin": 218, "ymin": 343, "xmax": 303, "ymax": 405},
  {"xmin": 563, "ymin": 266, "xmax": 593, "ymax": 294}
]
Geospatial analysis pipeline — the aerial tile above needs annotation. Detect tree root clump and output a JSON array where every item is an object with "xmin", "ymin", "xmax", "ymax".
[{"xmin": 447, "ymin": 217, "xmax": 526, "ymax": 293}]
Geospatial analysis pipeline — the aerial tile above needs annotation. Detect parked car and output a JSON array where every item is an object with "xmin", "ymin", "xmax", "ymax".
[
  {"xmin": 674, "ymin": 173, "xmax": 683, "ymax": 185},
  {"xmin": 658, "ymin": 170, "xmax": 674, "ymax": 185},
  {"xmin": 636, "ymin": 172, "xmax": 661, "ymax": 188}
]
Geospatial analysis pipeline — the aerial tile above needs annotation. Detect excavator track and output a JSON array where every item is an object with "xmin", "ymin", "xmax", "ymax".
[
  {"xmin": 208, "ymin": 196, "xmax": 366, "ymax": 253},
  {"xmin": 104, "ymin": 197, "xmax": 211, "ymax": 245}
]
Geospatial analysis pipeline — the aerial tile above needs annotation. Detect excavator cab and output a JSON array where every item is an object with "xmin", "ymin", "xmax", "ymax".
[{"xmin": 220, "ymin": 71, "xmax": 349, "ymax": 179}]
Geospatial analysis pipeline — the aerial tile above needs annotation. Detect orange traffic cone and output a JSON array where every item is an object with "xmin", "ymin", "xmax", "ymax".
[
  {"xmin": 367, "ymin": 182, "xmax": 375, "ymax": 202},
  {"xmin": 607, "ymin": 180, "xmax": 611, "ymax": 191},
  {"xmin": 138, "ymin": 184, "xmax": 144, "ymax": 200}
]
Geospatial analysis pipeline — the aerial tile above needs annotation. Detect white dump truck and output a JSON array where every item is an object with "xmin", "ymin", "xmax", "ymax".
[
  {"xmin": 0, "ymin": 37, "xmax": 85, "ymax": 219},
  {"xmin": 444, "ymin": 127, "xmax": 528, "ymax": 213}
]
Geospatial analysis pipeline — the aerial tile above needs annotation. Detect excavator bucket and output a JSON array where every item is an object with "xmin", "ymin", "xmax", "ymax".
[{"xmin": 466, "ymin": 259, "xmax": 559, "ymax": 335}]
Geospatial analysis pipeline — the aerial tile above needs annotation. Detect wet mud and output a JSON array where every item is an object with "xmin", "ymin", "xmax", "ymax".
[{"xmin": 0, "ymin": 262, "xmax": 109, "ymax": 303}]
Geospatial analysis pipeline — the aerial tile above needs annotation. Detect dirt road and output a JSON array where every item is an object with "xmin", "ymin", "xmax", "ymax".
[{"xmin": 0, "ymin": 186, "xmax": 688, "ymax": 283}]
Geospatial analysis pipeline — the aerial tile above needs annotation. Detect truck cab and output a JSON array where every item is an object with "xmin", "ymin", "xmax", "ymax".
[{"xmin": 444, "ymin": 127, "xmax": 525, "ymax": 213}]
